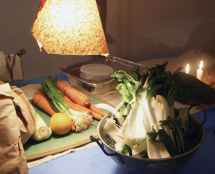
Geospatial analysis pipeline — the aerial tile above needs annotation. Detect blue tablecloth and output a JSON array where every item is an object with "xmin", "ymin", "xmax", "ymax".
[{"xmin": 10, "ymin": 73, "xmax": 215, "ymax": 174}]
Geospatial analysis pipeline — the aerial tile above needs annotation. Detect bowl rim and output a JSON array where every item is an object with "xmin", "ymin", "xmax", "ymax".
[{"xmin": 97, "ymin": 113, "xmax": 206, "ymax": 161}]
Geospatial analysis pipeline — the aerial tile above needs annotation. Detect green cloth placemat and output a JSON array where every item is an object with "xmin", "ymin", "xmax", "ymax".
[{"xmin": 24, "ymin": 96, "xmax": 102, "ymax": 161}]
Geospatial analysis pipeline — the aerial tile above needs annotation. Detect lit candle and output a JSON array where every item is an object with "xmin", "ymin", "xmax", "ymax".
[
  {"xmin": 186, "ymin": 64, "xmax": 189, "ymax": 74},
  {"xmin": 197, "ymin": 60, "xmax": 203, "ymax": 80}
]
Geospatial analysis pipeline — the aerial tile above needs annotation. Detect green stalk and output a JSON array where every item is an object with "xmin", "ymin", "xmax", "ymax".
[
  {"xmin": 31, "ymin": 112, "xmax": 52, "ymax": 141},
  {"xmin": 41, "ymin": 77, "xmax": 71, "ymax": 114}
]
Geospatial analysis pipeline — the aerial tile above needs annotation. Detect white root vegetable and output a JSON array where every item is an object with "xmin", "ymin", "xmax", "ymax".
[
  {"xmin": 139, "ymin": 96, "xmax": 171, "ymax": 159},
  {"xmin": 102, "ymin": 71, "xmax": 174, "ymax": 159},
  {"xmin": 103, "ymin": 117, "xmax": 139, "ymax": 152},
  {"xmin": 117, "ymin": 100, "xmax": 146, "ymax": 141},
  {"xmin": 154, "ymin": 95, "xmax": 171, "ymax": 136},
  {"xmin": 103, "ymin": 117, "xmax": 121, "ymax": 143},
  {"xmin": 31, "ymin": 112, "xmax": 52, "ymax": 141},
  {"xmin": 132, "ymin": 139, "xmax": 147, "ymax": 156},
  {"xmin": 103, "ymin": 82, "xmax": 172, "ymax": 159},
  {"xmin": 68, "ymin": 108, "xmax": 94, "ymax": 132}
]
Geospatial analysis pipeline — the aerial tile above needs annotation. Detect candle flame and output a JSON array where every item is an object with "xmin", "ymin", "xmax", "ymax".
[
  {"xmin": 186, "ymin": 64, "xmax": 189, "ymax": 74},
  {"xmin": 199, "ymin": 60, "xmax": 203, "ymax": 70}
]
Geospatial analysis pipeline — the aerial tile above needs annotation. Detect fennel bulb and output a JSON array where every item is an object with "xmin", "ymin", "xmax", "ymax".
[{"xmin": 31, "ymin": 111, "xmax": 52, "ymax": 141}]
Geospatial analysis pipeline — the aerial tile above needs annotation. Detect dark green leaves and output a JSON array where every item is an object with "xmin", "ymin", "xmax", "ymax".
[
  {"xmin": 112, "ymin": 62, "xmax": 215, "ymax": 105},
  {"xmin": 147, "ymin": 128, "xmax": 159, "ymax": 142},
  {"xmin": 158, "ymin": 129, "xmax": 179, "ymax": 157},
  {"xmin": 170, "ymin": 72, "xmax": 215, "ymax": 105},
  {"xmin": 163, "ymin": 117, "xmax": 185, "ymax": 154},
  {"xmin": 127, "ymin": 66, "xmax": 142, "ymax": 81},
  {"xmin": 146, "ymin": 84, "xmax": 163, "ymax": 99},
  {"xmin": 147, "ymin": 128, "xmax": 179, "ymax": 157},
  {"xmin": 183, "ymin": 121, "xmax": 203, "ymax": 152},
  {"xmin": 112, "ymin": 62, "xmax": 215, "ymax": 106},
  {"xmin": 151, "ymin": 115, "xmax": 203, "ymax": 156},
  {"xmin": 142, "ymin": 62, "xmax": 176, "ymax": 105},
  {"xmin": 121, "ymin": 144, "xmax": 132, "ymax": 156},
  {"xmin": 142, "ymin": 62, "xmax": 215, "ymax": 105},
  {"xmin": 139, "ymin": 151, "xmax": 148, "ymax": 158}
]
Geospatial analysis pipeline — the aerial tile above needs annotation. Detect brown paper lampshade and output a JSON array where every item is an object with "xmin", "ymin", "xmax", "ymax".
[{"xmin": 31, "ymin": 0, "xmax": 109, "ymax": 55}]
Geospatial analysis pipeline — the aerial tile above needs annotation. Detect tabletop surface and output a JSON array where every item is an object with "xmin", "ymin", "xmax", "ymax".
[
  {"xmin": 10, "ymin": 71, "xmax": 215, "ymax": 174},
  {"xmin": 28, "ymin": 108, "xmax": 215, "ymax": 174}
]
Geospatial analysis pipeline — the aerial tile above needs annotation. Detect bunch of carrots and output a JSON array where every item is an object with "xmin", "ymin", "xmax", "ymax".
[{"xmin": 33, "ymin": 79, "xmax": 107, "ymax": 132}]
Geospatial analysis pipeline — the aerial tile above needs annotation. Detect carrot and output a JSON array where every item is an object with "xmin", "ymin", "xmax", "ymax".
[
  {"xmin": 33, "ymin": 91, "xmax": 57, "ymax": 116},
  {"xmin": 71, "ymin": 124, "xmax": 76, "ymax": 132},
  {"xmin": 57, "ymin": 80, "xmax": 90, "ymax": 107},
  {"xmin": 63, "ymin": 94, "xmax": 92, "ymax": 114},
  {"xmin": 88, "ymin": 102, "xmax": 107, "ymax": 117},
  {"xmin": 62, "ymin": 91, "xmax": 103, "ymax": 120}
]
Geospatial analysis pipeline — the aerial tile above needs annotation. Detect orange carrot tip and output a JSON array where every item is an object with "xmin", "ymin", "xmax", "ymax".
[
  {"xmin": 57, "ymin": 80, "xmax": 91, "ymax": 107},
  {"xmin": 89, "ymin": 102, "xmax": 107, "ymax": 117},
  {"xmin": 33, "ymin": 91, "xmax": 57, "ymax": 116}
]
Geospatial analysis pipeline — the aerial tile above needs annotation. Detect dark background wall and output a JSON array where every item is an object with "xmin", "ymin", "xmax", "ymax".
[
  {"xmin": 0, "ymin": 0, "xmax": 215, "ymax": 80},
  {"xmin": 106, "ymin": 0, "xmax": 215, "ymax": 61}
]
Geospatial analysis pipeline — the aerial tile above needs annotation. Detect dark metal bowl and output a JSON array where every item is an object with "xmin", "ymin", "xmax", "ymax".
[{"xmin": 90, "ymin": 104, "xmax": 206, "ymax": 174}]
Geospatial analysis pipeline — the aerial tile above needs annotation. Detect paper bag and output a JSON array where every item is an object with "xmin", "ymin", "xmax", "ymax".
[{"xmin": 0, "ymin": 80, "xmax": 36, "ymax": 174}]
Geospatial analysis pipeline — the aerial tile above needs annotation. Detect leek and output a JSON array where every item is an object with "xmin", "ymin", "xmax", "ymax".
[{"xmin": 31, "ymin": 111, "xmax": 52, "ymax": 141}]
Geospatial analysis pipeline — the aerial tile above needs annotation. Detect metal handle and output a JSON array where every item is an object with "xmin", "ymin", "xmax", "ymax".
[
  {"xmin": 189, "ymin": 103, "xmax": 207, "ymax": 124},
  {"xmin": 90, "ymin": 136, "xmax": 125, "ymax": 164}
]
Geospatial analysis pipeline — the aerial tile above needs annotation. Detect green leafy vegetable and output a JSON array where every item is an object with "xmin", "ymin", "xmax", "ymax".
[
  {"xmin": 170, "ymin": 72, "xmax": 215, "ymax": 105},
  {"xmin": 183, "ymin": 121, "xmax": 203, "ymax": 152},
  {"xmin": 109, "ymin": 144, "xmax": 115, "ymax": 150},
  {"xmin": 121, "ymin": 144, "xmax": 132, "ymax": 156},
  {"xmin": 142, "ymin": 62, "xmax": 215, "ymax": 105},
  {"xmin": 147, "ymin": 128, "xmax": 179, "ymax": 157},
  {"xmin": 139, "ymin": 151, "xmax": 148, "ymax": 158},
  {"xmin": 111, "ymin": 68, "xmax": 142, "ymax": 105},
  {"xmin": 159, "ymin": 115, "xmax": 202, "ymax": 155},
  {"xmin": 160, "ymin": 117, "xmax": 185, "ymax": 154},
  {"xmin": 103, "ymin": 62, "xmax": 211, "ymax": 159}
]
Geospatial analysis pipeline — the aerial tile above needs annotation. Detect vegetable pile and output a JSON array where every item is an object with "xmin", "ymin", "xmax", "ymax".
[
  {"xmin": 103, "ymin": 62, "xmax": 215, "ymax": 159},
  {"xmin": 31, "ymin": 76, "xmax": 107, "ymax": 141}
]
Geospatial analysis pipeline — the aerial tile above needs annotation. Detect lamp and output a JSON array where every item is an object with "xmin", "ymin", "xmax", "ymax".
[{"xmin": 31, "ymin": 0, "xmax": 109, "ymax": 55}]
